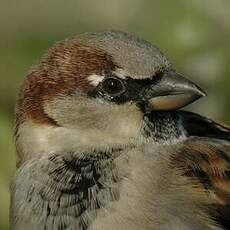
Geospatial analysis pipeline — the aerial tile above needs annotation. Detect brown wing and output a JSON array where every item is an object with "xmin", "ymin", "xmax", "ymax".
[{"xmin": 174, "ymin": 111, "xmax": 230, "ymax": 229}]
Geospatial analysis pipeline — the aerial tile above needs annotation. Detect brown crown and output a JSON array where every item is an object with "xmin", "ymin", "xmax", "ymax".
[{"xmin": 15, "ymin": 41, "xmax": 116, "ymax": 128}]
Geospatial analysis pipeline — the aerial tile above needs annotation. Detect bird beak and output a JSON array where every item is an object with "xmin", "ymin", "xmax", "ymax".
[{"xmin": 146, "ymin": 71, "xmax": 206, "ymax": 111}]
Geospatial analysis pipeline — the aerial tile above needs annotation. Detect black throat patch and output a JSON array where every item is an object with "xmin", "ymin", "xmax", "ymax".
[
  {"xmin": 11, "ymin": 151, "xmax": 122, "ymax": 230},
  {"xmin": 142, "ymin": 111, "xmax": 183, "ymax": 142}
]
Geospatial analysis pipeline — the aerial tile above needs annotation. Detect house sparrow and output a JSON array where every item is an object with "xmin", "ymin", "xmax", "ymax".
[{"xmin": 11, "ymin": 31, "xmax": 230, "ymax": 230}]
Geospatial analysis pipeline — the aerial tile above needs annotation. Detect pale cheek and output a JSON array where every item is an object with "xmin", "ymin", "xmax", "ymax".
[
  {"xmin": 99, "ymin": 103, "xmax": 143, "ymax": 140},
  {"xmin": 112, "ymin": 112, "xmax": 142, "ymax": 137},
  {"xmin": 45, "ymin": 97, "xmax": 143, "ymax": 140}
]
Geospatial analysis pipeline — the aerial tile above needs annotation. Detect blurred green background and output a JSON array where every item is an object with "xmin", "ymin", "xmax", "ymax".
[{"xmin": 0, "ymin": 0, "xmax": 230, "ymax": 229}]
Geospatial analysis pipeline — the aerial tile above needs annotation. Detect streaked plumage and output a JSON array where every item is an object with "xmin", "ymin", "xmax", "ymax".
[{"xmin": 11, "ymin": 31, "xmax": 229, "ymax": 230}]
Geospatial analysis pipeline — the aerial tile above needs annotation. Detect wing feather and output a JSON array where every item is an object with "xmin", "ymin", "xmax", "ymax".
[{"xmin": 174, "ymin": 111, "xmax": 230, "ymax": 229}]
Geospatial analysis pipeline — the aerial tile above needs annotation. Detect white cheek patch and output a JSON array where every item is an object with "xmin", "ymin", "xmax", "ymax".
[{"xmin": 88, "ymin": 74, "xmax": 105, "ymax": 86}]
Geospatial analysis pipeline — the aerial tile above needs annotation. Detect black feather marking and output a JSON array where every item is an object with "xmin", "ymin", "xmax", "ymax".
[
  {"xmin": 210, "ymin": 205, "xmax": 230, "ymax": 230},
  {"xmin": 43, "ymin": 152, "xmax": 121, "ymax": 229},
  {"xmin": 180, "ymin": 110, "xmax": 230, "ymax": 141},
  {"xmin": 184, "ymin": 167, "xmax": 212, "ymax": 190}
]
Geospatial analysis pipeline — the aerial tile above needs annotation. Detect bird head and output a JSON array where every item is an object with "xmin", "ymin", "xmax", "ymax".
[{"xmin": 15, "ymin": 31, "xmax": 205, "ymax": 166}]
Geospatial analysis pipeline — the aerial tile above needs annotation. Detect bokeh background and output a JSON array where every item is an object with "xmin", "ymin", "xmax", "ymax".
[{"xmin": 0, "ymin": 0, "xmax": 230, "ymax": 228}]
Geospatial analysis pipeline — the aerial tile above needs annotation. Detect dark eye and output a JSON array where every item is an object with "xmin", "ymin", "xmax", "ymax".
[{"xmin": 101, "ymin": 78, "xmax": 125, "ymax": 95}]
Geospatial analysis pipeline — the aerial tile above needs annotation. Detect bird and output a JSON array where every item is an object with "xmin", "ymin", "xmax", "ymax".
[{"xmin": 11, "ymin": 30, "xmax": 229, "ymax": 230}]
